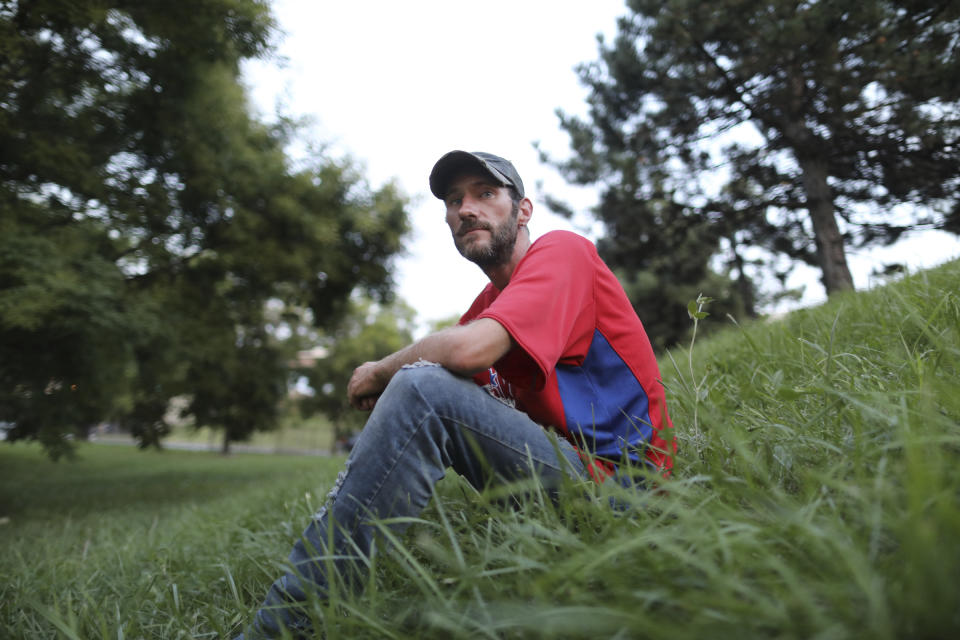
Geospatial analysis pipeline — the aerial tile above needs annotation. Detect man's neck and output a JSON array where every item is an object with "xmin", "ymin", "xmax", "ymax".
[{"xmin": 483, "ymin": 233, "xmax": 532, "ymax": 290}]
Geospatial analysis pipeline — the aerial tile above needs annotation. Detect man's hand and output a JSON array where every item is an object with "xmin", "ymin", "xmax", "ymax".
[{"xmin": 347, "ymin": 361, "xmax": 387, "ymax": 410}]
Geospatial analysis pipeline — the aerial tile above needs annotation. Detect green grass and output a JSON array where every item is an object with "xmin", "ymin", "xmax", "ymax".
[
  {"xmin": 0, "ymin": 445, "xmax": 344, "ymax": 639},
  {"xmin": 3, "ymin": 260, "xmax": 959, "ymax": 639}
]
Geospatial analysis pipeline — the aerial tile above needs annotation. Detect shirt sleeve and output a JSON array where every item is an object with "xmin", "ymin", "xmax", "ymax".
[{"xmin": 477, "ymin": 232, "xmax": 596, "ymax": 388}]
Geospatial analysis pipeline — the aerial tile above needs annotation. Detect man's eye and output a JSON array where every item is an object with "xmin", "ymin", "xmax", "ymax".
[
  {"xmin": 448, "ymin": 198, "xmax": 462, "ymax": 206},
  {"xmin": 481, "ymin": 190, "xmax": 494, "ymax": 198}
]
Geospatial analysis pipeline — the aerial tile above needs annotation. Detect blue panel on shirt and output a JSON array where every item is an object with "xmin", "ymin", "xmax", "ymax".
[{"xmin": 555, "ymin": 329, "xmax": 653, "ymax": 463}]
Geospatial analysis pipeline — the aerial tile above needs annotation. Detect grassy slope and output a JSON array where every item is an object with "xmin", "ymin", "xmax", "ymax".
[
  {"xmin": 654, "ymin": 261, "xmax": 960, "ymax": 639},
  {"xmin": 2, "ymin": 261, "xmax": 958, "ymax": 639}
]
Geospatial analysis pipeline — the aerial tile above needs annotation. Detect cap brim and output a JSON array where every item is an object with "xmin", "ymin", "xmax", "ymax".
[{"xmin": 429, "ymin": 151, "xmax": 510, "ymax": 199}]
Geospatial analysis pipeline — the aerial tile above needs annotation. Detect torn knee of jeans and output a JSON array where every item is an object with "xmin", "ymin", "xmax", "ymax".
[
  {"xmin": 313, "ymin": 457, "xmax": 351, "ymax": 520},
  {"xmin": 401, "ymin": 358, "xmax": 442, "ymax": 369}
]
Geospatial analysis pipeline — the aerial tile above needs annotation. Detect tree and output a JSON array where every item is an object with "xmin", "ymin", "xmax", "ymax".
[
  {"xmin": 0, "ymin": 214, "xmax": 144, "ymax": 459},
  {"xmin": 547, "ymin": 0, "xmax": 960, "ymax": 316},
  {"xmin": 0, "ymin": 1, "xmax": 410, "ymax": 457},
  {"xmin": 299, "ymin": 298, "xmax": 416, "ymax": 451}
]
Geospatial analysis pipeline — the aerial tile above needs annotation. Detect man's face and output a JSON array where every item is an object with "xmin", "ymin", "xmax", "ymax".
[{"xmin": 444, "ymin": 173, "xmax": 520, "ymax": 270}]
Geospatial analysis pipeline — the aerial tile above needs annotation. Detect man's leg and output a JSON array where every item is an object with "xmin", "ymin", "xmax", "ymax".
[{"xmin": 243, "ymin": 365, "xmax": 586, "ymax": 638}]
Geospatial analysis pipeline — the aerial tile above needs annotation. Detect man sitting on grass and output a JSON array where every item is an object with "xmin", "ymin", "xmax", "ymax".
[{"xmin": 238, "ymin": 150, "xmax": 675, "ymax": 638}]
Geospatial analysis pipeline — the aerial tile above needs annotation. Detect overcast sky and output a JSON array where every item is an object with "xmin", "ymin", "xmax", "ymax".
[{"xmin": 243, "ymin": 0, "xmax": 960, "ymax": 330}]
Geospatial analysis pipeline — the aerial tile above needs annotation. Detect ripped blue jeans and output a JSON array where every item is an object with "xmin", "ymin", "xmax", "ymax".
[{"xmin": 244, "ymin": 364, "xmax": 587, "ymax": 638}]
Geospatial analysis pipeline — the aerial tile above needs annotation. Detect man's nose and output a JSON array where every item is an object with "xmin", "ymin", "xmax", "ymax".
[{"xmin": 458, "ymin": 195, "xmax": 479, "ymax": 218}]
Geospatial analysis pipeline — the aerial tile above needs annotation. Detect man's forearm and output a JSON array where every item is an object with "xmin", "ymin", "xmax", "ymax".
[
  {"xmin": 347, "ymin": 318, "xmax": 512, "ymax": 409},
  {"xmin": 371, "ymin": 328, "xmax": 465, "ymax": 387}
]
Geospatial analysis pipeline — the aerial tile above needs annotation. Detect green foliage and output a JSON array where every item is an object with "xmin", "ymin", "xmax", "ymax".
[
  {"xmin": 301, "ymin": 298, "xmax": 417, "ymax": 447},
  {"xmin": 0, "ymin": 1, "xmax": 410, "ymax": 456},
  {"xmin": 427, "ymin": 313, "xmax": 462, "ymax": 334},
  {"xmin": 615, "ymin": 263, "xmax": 752, "ymax": 351},
  {"xmin": 0, "ymin": 216, "xmax": 141, "ymax": 459},
  {"xmin": 3, "ymin": 261, "xmax": 959, "ymax": 638},
  {"xmin": 547, "ymin": 0, "xmax": 960, "ymax": 317}
]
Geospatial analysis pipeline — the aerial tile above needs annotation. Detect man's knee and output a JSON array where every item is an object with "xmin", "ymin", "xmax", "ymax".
[
  {"xmin": 374, "ymin": 364, "xmax": 483, "ymax": 426},
  {"xmin": 385, "ymin": 362, "xmax": 464, "ymax": 398}
]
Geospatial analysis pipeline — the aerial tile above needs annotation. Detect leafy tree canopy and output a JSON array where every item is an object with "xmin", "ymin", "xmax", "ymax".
[
  {"xmin": 298, "ymin": 297, "xmax": 417, "ymax": 450},
  {"xmin": 545, "ymin": 0, "xmax": 959, "ymax": 345},
  {"xmin": 0, "ymin": 1, "xmax": 410, "ymax": 458}
]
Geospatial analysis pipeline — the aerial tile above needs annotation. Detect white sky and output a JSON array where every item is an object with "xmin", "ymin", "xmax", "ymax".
[{"xmin": 243, "ymin": 0, "xmax": 960, "ymax": 331}]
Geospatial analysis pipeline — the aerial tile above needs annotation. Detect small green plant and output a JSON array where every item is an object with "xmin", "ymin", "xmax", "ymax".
[
  {"xmin": 663, "ymin": 292, "xmax": 715, "ymax": 460},
  {"xmin": 686, "ymin": 294, "xmax": 713, "ymax": 451}
]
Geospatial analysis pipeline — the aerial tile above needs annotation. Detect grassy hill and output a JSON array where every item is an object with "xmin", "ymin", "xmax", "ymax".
[{"xmin": 2, "ymin": 261, "xmax": 958, "ymax": 639}]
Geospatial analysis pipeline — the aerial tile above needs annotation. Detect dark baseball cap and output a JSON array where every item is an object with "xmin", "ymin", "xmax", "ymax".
[{"xmin": 429, "ymin": 151, "xmax": 525, "ymax": 200}]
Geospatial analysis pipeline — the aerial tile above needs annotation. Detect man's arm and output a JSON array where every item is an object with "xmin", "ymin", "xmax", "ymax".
[{"xmin": 346, "ymin": 317, "xmax": 512, "ymax": 410}]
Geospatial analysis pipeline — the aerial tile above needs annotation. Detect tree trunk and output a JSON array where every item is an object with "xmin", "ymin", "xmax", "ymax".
[
  {"xmin": 730, "ymin": 242, "xmax": 758, "ymax": 317},
  {"xmin": 221, "ymin": 431, "xmax": 231, "ymax": 455},
  {"xmin": 782, "ymin": 74, "xmax": 854, "ymax": 295},
  {"xmin": 797, "ymin": 157, "xmax": 855, "ymax": 294}
]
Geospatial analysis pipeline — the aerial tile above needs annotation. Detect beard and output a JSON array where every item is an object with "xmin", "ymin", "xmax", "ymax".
[{"xmin": 453, "ymin": 202, "xmax": 520, "ymax": 270}]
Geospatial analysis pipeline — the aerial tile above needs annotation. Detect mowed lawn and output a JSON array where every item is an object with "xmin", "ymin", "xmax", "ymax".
[
  {"xmin": 0, "ymin": 446, "xmax": 344, "ymax": 639},
  {"xmin": 3, "ymin": 260, "xmax": 960, "ymax": 639}
]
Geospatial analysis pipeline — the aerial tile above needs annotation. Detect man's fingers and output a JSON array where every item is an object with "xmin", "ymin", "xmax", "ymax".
[
  {"xmin": 347, "ymin": 361, "xmax": 383, "ymax": 407},
  {"xmin": 348, "ymin": 392, "xmax": 377, "ymax": 411}
]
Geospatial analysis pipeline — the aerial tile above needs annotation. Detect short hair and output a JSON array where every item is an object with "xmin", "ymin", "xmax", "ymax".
[{"xmin": 506, "ymin": 186, "xmax": 522, "ymax": 207}]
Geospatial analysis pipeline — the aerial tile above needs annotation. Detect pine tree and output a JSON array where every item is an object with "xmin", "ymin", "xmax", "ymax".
[{"xmin": 548, "ymin": 0, "xmax": 960, "ymax": 317}]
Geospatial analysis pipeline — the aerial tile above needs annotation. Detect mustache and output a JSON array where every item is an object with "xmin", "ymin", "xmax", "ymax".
[{"xmin": 456, "ymin": 221, "xmax": 491, "ymax": 236}]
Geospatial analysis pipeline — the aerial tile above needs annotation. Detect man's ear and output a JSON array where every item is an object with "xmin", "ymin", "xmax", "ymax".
[{"xmin": 517, "ymin": 197, "xmax": 533, "ymax": 228}]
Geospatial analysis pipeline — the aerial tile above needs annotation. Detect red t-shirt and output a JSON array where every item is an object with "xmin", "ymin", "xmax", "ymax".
[{"xmin": 460, "ymin": 231, "xmax": 675, "ymax": 478}]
